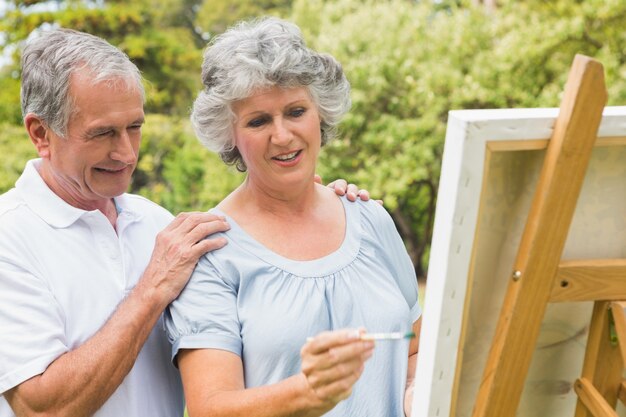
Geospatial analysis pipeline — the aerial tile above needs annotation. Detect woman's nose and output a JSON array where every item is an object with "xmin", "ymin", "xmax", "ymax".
[{"xmin": 271, "ymin": 119, "xmax": 294, "ymax": 146}]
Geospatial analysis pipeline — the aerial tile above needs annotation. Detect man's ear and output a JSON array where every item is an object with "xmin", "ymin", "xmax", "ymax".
[{"xmin": 24, "ymin": 114, "xmax": 52, "ymax": 158}]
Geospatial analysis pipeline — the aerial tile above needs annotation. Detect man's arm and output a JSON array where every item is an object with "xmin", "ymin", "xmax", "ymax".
[{"xmin": 5, "ymin": 212, "xmax": 229, "ymax": 417}]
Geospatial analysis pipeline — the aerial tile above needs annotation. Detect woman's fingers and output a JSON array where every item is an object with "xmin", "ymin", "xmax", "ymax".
[
  {"xmin": 311, "ymin": 366, "xmax": 362, "ymax": 402},
  {"xmin": 300, "ymin": 329, "xmax": 375, "ymax": 406},
  {"xmin": 305, "ymin": 349, "xmax": 372, "ymax": 388},
  {"xmin": 303, "ymin": 339, "xmax": 373, "ymax": 372},
  {"xmin": 303, "ymin": 329, "xmax": 361, "ymax": 355}
]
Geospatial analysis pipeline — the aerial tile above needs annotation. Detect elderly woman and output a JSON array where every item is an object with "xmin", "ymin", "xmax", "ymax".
[{"xmin": 165, "ymin": 17, "xmax": 422, "ymax": 417}]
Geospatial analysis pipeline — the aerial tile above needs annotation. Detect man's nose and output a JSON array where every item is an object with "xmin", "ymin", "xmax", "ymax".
[{"xmin": 110, "ymin": 131, "xmax": 137, "ymax": 164}]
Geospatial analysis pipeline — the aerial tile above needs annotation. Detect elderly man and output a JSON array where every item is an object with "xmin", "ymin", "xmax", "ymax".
[{"xmin": 0, "ymin": 28, "xmax": 365, "ymax": 417}]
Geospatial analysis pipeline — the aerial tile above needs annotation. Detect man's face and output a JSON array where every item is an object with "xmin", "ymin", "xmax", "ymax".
[{"xmin": 39, "ymin": 69, "xmax": 145, "ymax": 209}]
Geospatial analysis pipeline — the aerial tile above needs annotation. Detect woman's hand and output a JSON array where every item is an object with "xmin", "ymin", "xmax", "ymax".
[{"xmin": 298, "ymin": 329, "xmax": 375, "ymax": 413}]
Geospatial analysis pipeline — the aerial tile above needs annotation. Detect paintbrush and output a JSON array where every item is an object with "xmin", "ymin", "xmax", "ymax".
[{"xmin": 307, "ymin": 331, "xmax": 415, "ymax": 342}]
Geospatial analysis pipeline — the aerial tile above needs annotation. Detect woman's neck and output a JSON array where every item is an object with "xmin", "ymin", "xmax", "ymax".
[
  {"xmin": 218, "ymin": 180, "xmax": 346, "ymax": 261},
  {"xmin": 221, "ymin": 176, "xmax": 320, "ymax": 220}
]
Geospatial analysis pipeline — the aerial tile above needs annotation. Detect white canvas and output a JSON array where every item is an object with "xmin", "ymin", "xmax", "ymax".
[{"xmin": 411, "ymin": 106, "xmax": 626, "ymax": 417}]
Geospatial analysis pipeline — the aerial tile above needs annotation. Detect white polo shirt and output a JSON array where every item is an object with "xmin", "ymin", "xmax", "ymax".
[{"xmin": 0, "ymin": 159, "xmax": 184, "ymax": 417}]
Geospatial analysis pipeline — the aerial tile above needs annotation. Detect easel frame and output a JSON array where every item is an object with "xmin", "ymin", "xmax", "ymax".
[
  {"xmin": 411, "ymin": 57, "xmax": 626, "ymax": 416},
  {"xmin": 472, "ymin": 55, "xmax": 608, "ymax": 417}
]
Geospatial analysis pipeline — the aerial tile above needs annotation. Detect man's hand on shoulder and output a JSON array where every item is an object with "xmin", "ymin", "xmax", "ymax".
[
  {"xmin": 140, "ymin": 212, "xmax": 230, "ymax": 305},
  {"xmin": 315, "ymin": 174, "xmax": 382, "ymax": 205}
]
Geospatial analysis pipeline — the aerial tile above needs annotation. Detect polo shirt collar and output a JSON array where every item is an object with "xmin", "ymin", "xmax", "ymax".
[{"xmin": 16, "ymin": 159, "xmax": 143, "ymax": 228}]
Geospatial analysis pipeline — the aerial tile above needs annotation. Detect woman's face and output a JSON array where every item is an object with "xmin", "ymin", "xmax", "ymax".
[{"xmin": 232, "ymin": 86, "xmax": 322, "ymax": 193}]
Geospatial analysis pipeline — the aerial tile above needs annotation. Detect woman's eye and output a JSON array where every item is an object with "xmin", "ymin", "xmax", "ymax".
[
  {"xmin": 289, "ymin": 108, "xmax": 305, "ymax": 118},
  {"xmin": 247, "ymin": 117, "xmax": 268, "ymax": 128}
]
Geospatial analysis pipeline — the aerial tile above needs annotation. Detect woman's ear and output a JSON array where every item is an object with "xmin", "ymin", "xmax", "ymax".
[{"xmin": 24, "ymin": 114, "xmax": 52, "ymax": 158}]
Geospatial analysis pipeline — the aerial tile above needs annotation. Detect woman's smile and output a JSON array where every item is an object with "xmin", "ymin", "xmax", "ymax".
[{"xmin": 271, "ymin": 150, "xmax": 303, "ymax": 165}]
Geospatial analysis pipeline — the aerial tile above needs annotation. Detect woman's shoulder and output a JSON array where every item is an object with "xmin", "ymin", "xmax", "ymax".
[
  {"xmin": 341, "ymin": 197, "xmax": 401, "ymax": 250},
  {"xmin": 343, "ymin": 196, "xmax": 392, "ymax": 227},
  {"xmin": 200, "ymin": 207, "xmax": 276, "ymax": 280}
]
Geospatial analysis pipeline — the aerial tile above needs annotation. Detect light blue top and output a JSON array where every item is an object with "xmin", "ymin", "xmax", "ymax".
[{"xmin": 165, "ymin": 197, "xmax": 421, "ymax": 416}]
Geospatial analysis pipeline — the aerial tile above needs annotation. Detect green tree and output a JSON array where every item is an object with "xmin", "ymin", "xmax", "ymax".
[
  {"xmin": 0, "ymin": 123, "xmax": 36, "ymax": 192},
  {"xmin": 0, "ymin": 0, "xmax": 203, "ymax": 115},
  {"xmin": 194, "ymin": 0, "xmax": 293, "ymax": 37},
  {"xmin": 0, "ymin": 0, "xmax": 292, "ymax": 215},
  {"xmin": 292, "ymin": 0, "xmax": 491, "ymax": 277},
  {"xmin": 0, "ymin": 71, "xmax": 21, "ymax": 126},
  {"xmin": 1, "ymin": 0, "xmax": 625, "ymax": 279},
  {"xmin": 136, "ymin": 114, "xmax": 243, "ymax": 213},
  {"xmin": 292, "ymin": 0, "xmax": 626, "ymax": 277}
]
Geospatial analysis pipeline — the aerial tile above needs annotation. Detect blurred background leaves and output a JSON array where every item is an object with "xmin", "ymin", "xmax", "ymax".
[{"xmin": 1, "ymin": 0, "xmax": 624, "ymax": 278}]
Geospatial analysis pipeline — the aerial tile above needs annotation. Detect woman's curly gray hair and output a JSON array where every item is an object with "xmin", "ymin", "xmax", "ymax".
[{"xmin": 190, "ymin": 17, "xmax": 351, "ymax": 172}]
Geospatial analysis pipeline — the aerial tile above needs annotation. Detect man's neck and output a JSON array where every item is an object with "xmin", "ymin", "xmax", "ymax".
[{"xmin": 36, "ymin": 163, "xmax": 119, "ymax": 230}]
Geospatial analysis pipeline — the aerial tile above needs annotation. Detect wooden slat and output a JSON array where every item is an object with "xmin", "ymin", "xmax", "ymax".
[
  {"xmin": 486, "ymin": 136, "xmax": 626, "ymax": 152},
  {"xmin": 618, "ymin": 381, "xmax": 626, "ymax": 407},
  {"xmin": 598, "ymin": 136, "xmax": 626, "ymax": 147},
  {"xmin": 609, "ymin": 302, "xmax": 626, "ymax": 365},
  {"xmin": 574, "ymin": 301, "xmax": 623, "ymax": 417},
  {"xmin": 549, "ymin": 259, "xmax": 626, "ymax": 302},
  {"xmin": 575, "ymin": 378, "xmax": 620, "ymax": 417},
  {"xmin": 472, "ymin": 55, "xmax": 607, "ymax": 417}
]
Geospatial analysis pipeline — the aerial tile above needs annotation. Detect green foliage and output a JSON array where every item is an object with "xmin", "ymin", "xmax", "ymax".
[
  {"xmin": 492, "ymin": 0, "xmax": 626, "ymax": 106},
  {"xmin": 0, "ymin": 72, "xmax": 22, "ymax": 125},
  {"xmin": 0, "ymin": 0, "xmax": 203, "ymax": 116},
  {"xmin": 135, "ymin": 114, "xmax": 243, "ymax": 214},
  {"xmin": 1, "ymin": 0, "xmax": 625, "ymax": 277},
  {"xmin": 194, "ymin": 0, "xmax": 293, "ymax": 37},
  {"xmin": 0, "ymin": 124, "xmax": 36, "ymax": 193},
  {"xmin": 292, "ymin": 0, "xmax": 492, "ymax": 275},
  {"xmin": 292, "ymin": 0, "xmax": 626, "ymax": 276}
]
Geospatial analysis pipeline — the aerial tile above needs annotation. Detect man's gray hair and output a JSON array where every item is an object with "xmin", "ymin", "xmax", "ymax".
[
  {"xmin": 191, "ymin": 17, "xmax": 351, "ymax": 172},
  {"xmin": 21, "ymin": 28, "xmax": 144, "ymax": 138}
]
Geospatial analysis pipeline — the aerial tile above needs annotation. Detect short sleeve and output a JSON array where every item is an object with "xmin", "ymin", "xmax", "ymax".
[
  {"xmin": 164, "ymin": 256, "xmax": 242, "ymax": 364},
  {"xmin": 361, "ymin": 201, "xmax": 422, "ymax": 322},
  {"xmin": 0, "ymin": 258, "xmax": 68, "ymax": 393}
]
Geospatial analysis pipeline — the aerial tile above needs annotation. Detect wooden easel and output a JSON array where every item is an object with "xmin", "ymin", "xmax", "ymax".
[
  {"xmin": 573, "ymin": 300, "xmax": 625, "ymax": 417},
  {"xmin": 471, "ymin": 54, "xmax": 626, "ymax": 416}
]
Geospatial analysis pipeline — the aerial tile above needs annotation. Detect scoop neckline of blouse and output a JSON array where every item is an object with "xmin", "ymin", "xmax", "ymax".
[{"xmin": 210, "ymin": 196, "xmax": 362, "ymax": 278}]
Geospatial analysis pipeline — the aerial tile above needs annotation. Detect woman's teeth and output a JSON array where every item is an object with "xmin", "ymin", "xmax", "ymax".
[{"xmin": 274, "ymin": 151, "xmax": 299, "ymax": 161}]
